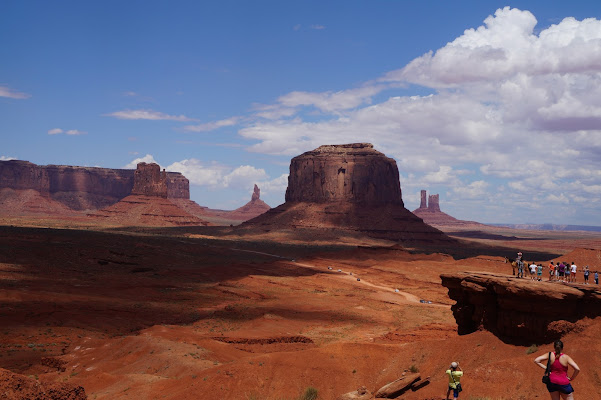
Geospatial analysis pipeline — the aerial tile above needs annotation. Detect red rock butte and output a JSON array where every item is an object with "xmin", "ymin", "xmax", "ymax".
[
  {"xmin": 413, "ymin": 189, "xmax": 482, "ymax": 228},
  {"xmin": 241, "ymin": 143, "xmax": 454, "ymax": 243}
]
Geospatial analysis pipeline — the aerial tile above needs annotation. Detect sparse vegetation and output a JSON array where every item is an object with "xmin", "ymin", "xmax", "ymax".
[
  {"xmin": 409, "ymin": 364, "xmax": 419, "ymax": 373},
  {"xmin": 298, "ymin": 386, "xmax": 318, "ymax": 400},
  {"xmin": 526, "ymin": 344, "xmax": 538, "ymax": 354}
]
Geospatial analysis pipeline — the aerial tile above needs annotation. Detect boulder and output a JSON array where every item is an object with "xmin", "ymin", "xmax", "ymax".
[
  {"xmin": 374, "ymin": 373, "xmax": 421, "ymax": 398},
  {"xmin": 440, "ymin": 272, "xmax": 601, "ymax": 343}
]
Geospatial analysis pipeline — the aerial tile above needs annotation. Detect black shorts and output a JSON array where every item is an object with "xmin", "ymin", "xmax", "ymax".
[{"xmin": 546, "ymin": 382, "xmax": 574, "ymax": 394}]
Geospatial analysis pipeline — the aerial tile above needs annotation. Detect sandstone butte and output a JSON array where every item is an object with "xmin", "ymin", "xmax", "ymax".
[
  {"xmin": 412, "ymin": 189, "xmax": 483, "ymax": 228},
  {"xmin": 201, "ymin": 184, "xmax": 272, "ymax": 222},
  {"xmin": 240, "ymin": 143, "xmax": 456, "ymax": 244},
  {"xmin": 87, "ymin": 162, "xmax": 211, "ymax": 227}
]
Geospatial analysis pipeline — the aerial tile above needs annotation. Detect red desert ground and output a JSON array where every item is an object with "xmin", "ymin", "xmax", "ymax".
[{"xmin": 1, "ymin": 143, "xmax": 601, "ymax": 400}]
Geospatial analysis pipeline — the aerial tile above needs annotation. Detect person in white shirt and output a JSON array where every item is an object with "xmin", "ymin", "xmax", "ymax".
[
  {"xmin": 530, "ymin": 263, "xmax": 537, "ymax": 280},
  {"xmin": 571, "ymin": 262, "xmax": 577, "ymax": 283}
]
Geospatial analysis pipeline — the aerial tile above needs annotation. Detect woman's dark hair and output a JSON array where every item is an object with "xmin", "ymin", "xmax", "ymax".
[{"xmin": 554, "ymin": 340, "xmax": 564, "ymax": 351}]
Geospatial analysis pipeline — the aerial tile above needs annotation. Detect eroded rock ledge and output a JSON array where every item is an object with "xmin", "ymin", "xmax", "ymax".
[{"xmin": 441, "ymin": 272, "xmax": 601, "ymax": 344}]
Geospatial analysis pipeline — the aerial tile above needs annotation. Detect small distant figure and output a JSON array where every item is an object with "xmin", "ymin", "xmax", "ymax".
[
  {"xmin": 558, "ymin": 262, "xmax": 566, "ymax": 282},
  {"xmin": 548, "ymin": 262, "xmax": 556, "ymax": 282},
  {"xmin": 530, "ymin": 262, "xmax": 537, "ymax": 280},
  {"xmin": 511, "ymin": 260, "xmax": 517, "ymax": 276},
  {"xmin": 564, "ymin": 261, "xmax": 571, "ymax": 283},
  {"xmin": 594, "ymin": 271, "xmax": 599, "ymax": 285},
  {"xmin": 517, "ymin": 259, "xmax": 525, "ymax": 278},
  {"xmin": 446, "ymin": 361, "xmax": 463, "ymax": 400},
  {"xmin": 570, "ymin": 262, "xmax": 577, "ymax": 283},
  {"xmin": 537, "ymin": 264, "xmax": 543, "ymax": 281},
  {"xmin": 534, "ymin": 340, "xmax": 580, "ymax": 399},
  {"xmin": 583, "ymin": 266, "xmax": 590, "ymax": 285}
]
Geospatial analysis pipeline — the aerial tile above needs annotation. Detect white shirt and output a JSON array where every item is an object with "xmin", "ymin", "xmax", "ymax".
[
  {"xmin": 530, "ymin": 264, "xmax": 537, "ymax": 273},
  {"xmin": 571, "ymin": 264, "xmax": 577, "ymax": 273}
]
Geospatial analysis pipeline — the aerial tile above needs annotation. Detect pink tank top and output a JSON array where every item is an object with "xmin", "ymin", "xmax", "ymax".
[{"xmin": 549, "ymin": 353, "xmax": 570, "ymax": 385}]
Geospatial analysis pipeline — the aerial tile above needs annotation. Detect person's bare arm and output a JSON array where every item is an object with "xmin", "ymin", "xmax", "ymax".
[
  {"xmin": 565, "ymin": 355, "xmax": 580, "ymax": 381},
  {"xmin": 534, "ymin": 353, "xmax": 550, "ymax": 370}
]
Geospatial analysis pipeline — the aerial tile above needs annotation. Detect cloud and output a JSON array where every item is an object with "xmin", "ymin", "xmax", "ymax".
[
  {"xmin": 229, "ymin": 7, "xmax": 601, "ymax": 223},
  {"xmin": 0, "ymin": 85, "xmax": 30, "ymax": 99},
  {"xmin": 183, "ymin": 117, "xmax": 241, "ymax": 132},
  {"xmin": 1, "ymin": 156, "xmax": 16, "ymax": 161},
  {"xmin": 310, "ymin": 25, "xmax": 325, "ymax": 30},
  {"xmin": 47, "ymin": 128, "xmax": 87, "ymax": 136},
  {"xmin": 123, "ymin": 154, "xmax": 159, "ymax": 169},
  {"xmin": 105, "ymin": 109, "xmax": 196, "ymax": 121},
  {"xmin": 66, "ymin": 129, "xmax": 87, "ymax": 135}
]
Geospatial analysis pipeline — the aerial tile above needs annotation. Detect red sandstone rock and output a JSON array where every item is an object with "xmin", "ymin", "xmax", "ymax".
[
  {"xmin": 132, "ymin": 163, "xmax": 168, "ymax": 198},
  {"xmin": 241, "ymin": 144, "xmax": 454, "ymax": 244},
  {"xmin": 440, "ymin": 272, "xmax": 601, "ymax": 344},
  {"xmin": 374, "ymin": 373, "xmax": 421, "ymax": 398},
  {"xmin": 412, "ymin": 190, "xmax": 483, "ymax": 228},
  {"xmin": 0, "ymin": 367, "xmax": 87, "ymax": 399},
  {"xmin": 0, "ymin": 160, "xmax": 190, "ymax": 212}
]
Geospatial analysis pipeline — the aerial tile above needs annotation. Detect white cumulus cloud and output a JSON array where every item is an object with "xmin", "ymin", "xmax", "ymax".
[
  {"xmin": 105, "ymin": 109, "xmax": 196, "ymax": 121},
  {"xmin": 0, "ymin": 85, "xmax": 30, "ymax": 99},
  {"xmin": 124, "ymin": 154, "xmax": 159, "ymax": 169}
]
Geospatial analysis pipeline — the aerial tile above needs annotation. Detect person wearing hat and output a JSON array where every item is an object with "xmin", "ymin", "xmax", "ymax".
[{"xmin": 446, "ymin": 361, "xmax": 463, "ymax": 400}]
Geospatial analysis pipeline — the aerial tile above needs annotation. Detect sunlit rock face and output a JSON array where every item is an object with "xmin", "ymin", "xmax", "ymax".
[{"xmin": 285, "ymin": 143, "xmax": 404, "ymax": 206}]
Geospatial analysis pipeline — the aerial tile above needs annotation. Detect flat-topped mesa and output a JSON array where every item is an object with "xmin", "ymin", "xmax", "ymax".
[
  {"xmin": 285, "ymin": 143, "xmax": 403, "ymax": 206},
  {"xmin": 132, "ymin": 163, "xmax": 168, "ymax": 198}
]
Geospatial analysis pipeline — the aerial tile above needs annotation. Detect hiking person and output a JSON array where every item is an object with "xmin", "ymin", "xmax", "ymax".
[
  {"xmin": 517, "ymin": 259, "xmax": 524, "ymax": 278},
  {"xmin": 548, "ymin": 262, "xmax": 555, "ymax": 281},
  {"xmin": 537, "ymin": 264, "xmax": 543, "ymax": 281},
  {"xmin": 446, "ymin": 361, "xmax": 463, "ymax": 400},
  {"xmin": 564, "ymin": 262, "xmax": 571, "ymax": 283},
  {"xmin": 558, "ymin": 262, "xmax": 565, "ymax": 282},
  {"xmin": 530, "ymin": 262, "xmax": 537, "ymax": 280},
  {"xmin": 583, "ymin": 266, "xmax": 589, "ymax": 285},
  {"xmin": 534, "ymin": 340, "xmax": 580, "ymax": 399},
  {"xmin": 594, "ymin": 271, "xmax": 599, "ymax": 285}
]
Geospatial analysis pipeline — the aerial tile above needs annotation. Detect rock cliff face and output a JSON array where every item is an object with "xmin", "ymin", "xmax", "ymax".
[
  {"xmin": 132, "ymin": 162, "xmax": 168, "ymax": 198},
  {"xmin": 440, "ymin": 272, "xmax": 601, "ymax": 344},
  {"xmin": 0, "ymin": 160, "xmax": 189, "ymax": 211},
  {"xmin": 242, "ymin": 144, "xmax": 454, "ymax": 244},
  {"xmin": 427, "ymin": 194, "xmax": 440, "ymax": 212},
  {"xmin": 285, "ymin": 143, "xmax": 403, "ymax": 206}
]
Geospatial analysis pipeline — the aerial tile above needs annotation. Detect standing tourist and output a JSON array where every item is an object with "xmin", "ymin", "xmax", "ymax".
[
  {"xmin": 446, "ymin": 362, "xmax": 463, "ymax": 400},
  {"xmin": 570, "ymin": 262, "xmax": 577, "ymax": 283},
  {"xmin": 558, "ymin": 262, "xmax": 565, "ymax": 282},
  {"xmin": 583, "ymin": 266, "xmax": 589, "ymax": 285},
  {"xmin": 537, "ymin": 264, "xmax": 543, "ymax": 281},
  {"xmin": 594, "ymin": 270, "xmax": 599, "ymax": 285},
  {"xmin": 530, "ymin": 262, "xmax": 538, "ymax": 280},
  {"xmin": 534, "ymin": 340, "xmax": 580, "ymax": 399},
  {"xmin": 548, "ymin": 262, "xmax": 556, "ymax": 281},
  {"xmin": 564, "ymin": 262, "xmax": 571, "ymax": 283}
]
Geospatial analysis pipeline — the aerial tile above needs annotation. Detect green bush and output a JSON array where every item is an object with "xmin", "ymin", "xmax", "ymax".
[
  {"xmin": 526, "ymin": 344, "xmax": 538, "ymax": 354},
  {"xmin": 409, "ymin": 364, "xmax": 419, "ymax": 373}
]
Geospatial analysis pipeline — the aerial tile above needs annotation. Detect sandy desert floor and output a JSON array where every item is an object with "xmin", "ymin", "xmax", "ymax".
[{"xmin": 1, "ymin": 221, "xmax": 601, "ymax": 399}]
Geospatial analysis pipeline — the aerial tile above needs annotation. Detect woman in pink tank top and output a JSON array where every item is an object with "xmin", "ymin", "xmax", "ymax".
[{"xmin": 534, "ymin": 340, "xmax": 580, "ymax": 399}]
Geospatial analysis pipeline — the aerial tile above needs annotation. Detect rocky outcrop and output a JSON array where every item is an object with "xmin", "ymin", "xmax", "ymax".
[
  {"xmin": 221, "ymin": 184, "xmax": 271, "ymax": 221},
  {"xmin": 285, "ymin": 143, "xmax": 403, "ymax": 205},
  {"xmin": 374, "ymin": 373, "xmax": 430, "ymax": 398},
  {"xmin": 132, "ymin": 162, "xmax": 168, "ymax": 198},
  {"xmin": 441, "ymin": 272, "xmax": 601, "ymax": 344},
  {"xmin": 412, "ymin": 190, "xmax": 481, "ymax": 228},
  {"xmin": 0, "ymin": 160, "xmax": 189, "ymax": 212},
  {"xmin": 427, "ymin": 194, "xmax": 440, "ymax": 212},
  {"xmin": 0, "ymin": 367, "xmax": 87, "ymax": 399},
  {"xmin": 241, "ymin": 144, "xmax": 454, "ymax": 244}
]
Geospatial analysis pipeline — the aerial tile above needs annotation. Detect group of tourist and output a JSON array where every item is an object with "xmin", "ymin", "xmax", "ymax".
[
  {"xmin": 447, "ymin": 340, "xmax": 581, "ymax": 399},
  {"xmin": 509, "ymin": 252, "xmax": 599, "ymax": 285}
]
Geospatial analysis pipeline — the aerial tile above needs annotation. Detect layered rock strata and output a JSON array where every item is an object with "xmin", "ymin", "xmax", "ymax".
[
  {"xmin": 441, "ymin": 272, "xmax": 601, "ymax": 344},
  {"xmin": 242, "ymin": 144, "xmax": 454, "ymax": 243},
  {"xmin": 0, "ymin": 160, "xmax": 189, "ymax": 212}
]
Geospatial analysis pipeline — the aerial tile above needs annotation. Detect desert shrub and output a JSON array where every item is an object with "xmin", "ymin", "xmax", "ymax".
[
  {"xmin": 526, "ymin": 344, "xmax": 538, "ymax": 354},
  {"xmin": 409, "ymin": 364, "xmax": 419, "ymax": 373},
  {"xmin": 298, "ymin": 386, "xmax": 318, "ymax": 400}
]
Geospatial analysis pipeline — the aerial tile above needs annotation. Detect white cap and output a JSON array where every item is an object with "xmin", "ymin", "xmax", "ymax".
[{"xmin": 451, "ymin": 362, "xmax": 458, "ymax": 368}]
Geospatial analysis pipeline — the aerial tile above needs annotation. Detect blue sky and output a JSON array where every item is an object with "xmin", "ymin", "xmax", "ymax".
[{"xmin": 2, "ymin": 1, "xmax": 601, "ymax": 224}]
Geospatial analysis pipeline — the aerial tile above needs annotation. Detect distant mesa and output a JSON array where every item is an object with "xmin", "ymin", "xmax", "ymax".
[
  {"xmin": 240, "ymin": 143, "xmax": 455, "ymax": 244},
  {"xmin": 412, "ymin": 189, "xmax": 482, "ymax": 228},
  {"xmin": 87, "ymin": 163, "xmax": 210, "ymax": 227},
  {"xmin": 0, "ymin": 159, "xmax": 189, "ymax": 213}
]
